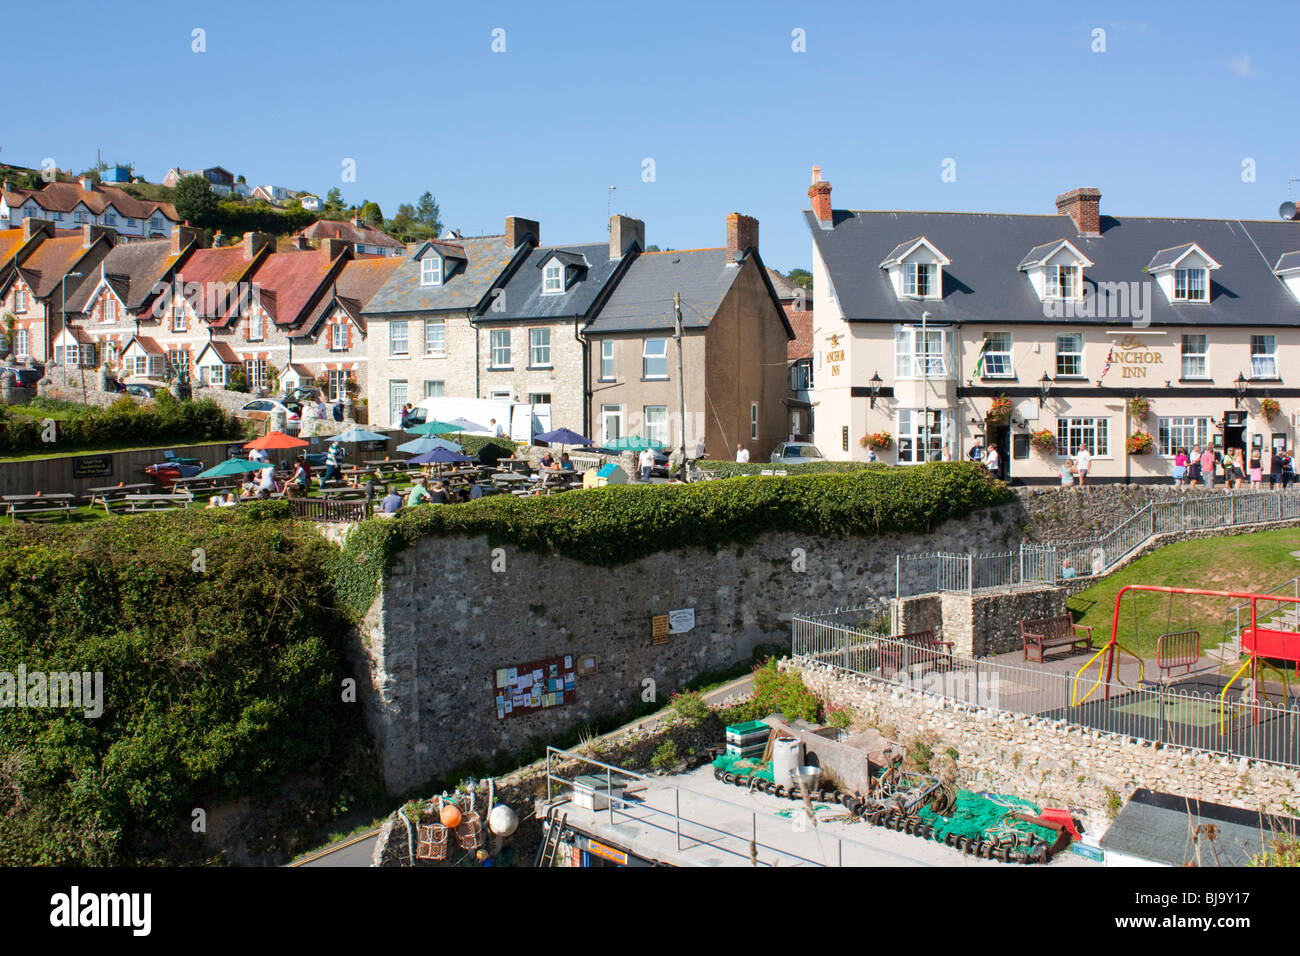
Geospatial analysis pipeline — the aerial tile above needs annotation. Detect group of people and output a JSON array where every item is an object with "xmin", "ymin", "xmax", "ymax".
[
  {"xmin": 968, "ymin": 440, "xmax": 1022, "ymax": 482},
  {"xmin": 376, "ymin": 475, "xmax": 482, "ymax": 512},
  {"xmin": 1171, "ymin": 445, "xmax": 1297, "ymax": 489}
]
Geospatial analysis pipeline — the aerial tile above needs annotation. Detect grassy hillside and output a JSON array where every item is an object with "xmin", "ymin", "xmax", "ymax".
[{"xmin": 1067, "ymin": 527, "xmax": 1300, "ymax": 655}]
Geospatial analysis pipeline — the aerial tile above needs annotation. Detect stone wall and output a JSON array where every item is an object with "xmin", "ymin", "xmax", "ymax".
[
  {"xmin": 1015, "ymin": 484, "xmax": 1268, "ymax": 541},
  {"xmin": 790, "ymin": 660, "xmax": 1300, "ymax": 837},
  {"xmin": 38, "ymin": 365, "xmax": 128, "ymax": 409},
  {"xmin": 948, "ymin": 585, "xmax": 1068, "ymax": 657}
]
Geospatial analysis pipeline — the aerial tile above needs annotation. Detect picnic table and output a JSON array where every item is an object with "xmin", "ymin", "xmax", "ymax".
[
  {"xmin": 4, "ymin": 492, "xmax": 76, "ymax": 523},
  {"xmin": 87, "ymin": 482, "xmax": 157, "ymax": 513},
  {"xmin": 122, "ymin": 492, "xmax": 194, "ymax": 513},
  {"xmin": 496, "ymin": 457, "xmax": 532, "ymax": 473},
  {"xmin": 318, "ymin": 486, "xmax": 368, "ymax": 500},
  {"xmin": 491, "ymin": 472, "xmax": 531, "ymax": 486}
]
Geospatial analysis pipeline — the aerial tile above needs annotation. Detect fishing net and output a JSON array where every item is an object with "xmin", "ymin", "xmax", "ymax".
[
  {"xmin": 712, "ymin": 752, "xmax": 775, "ymax": 783},
  {"xmin": 917, "ymin": 789, "xmax": 1058, "ymax": 845}
]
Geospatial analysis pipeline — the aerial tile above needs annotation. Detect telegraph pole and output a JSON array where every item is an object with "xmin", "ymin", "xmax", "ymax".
[{"xmin": 674, "ymin": 292, "xmax": 688, "ymax": 479}]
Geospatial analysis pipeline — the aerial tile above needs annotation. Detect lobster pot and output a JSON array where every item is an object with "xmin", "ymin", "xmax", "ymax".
[
  {"xmin": 416, "ymin": 823, "xmax": 449, "ymax": 861},
  {"xmin": 455, "ymin": 811, "xmax": 484, "ymax": 851},
  {"xmin": 725, "ymin": 720, "xmax": 770, "ymax": 757},
  {"xmin": 772, "ymin": 736, "xmax": 804, "ymax": 788}
]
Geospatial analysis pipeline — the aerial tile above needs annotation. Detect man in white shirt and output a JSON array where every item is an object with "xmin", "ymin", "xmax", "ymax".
[
  {"xmin": 1075, "ymin": 446, "xmax": 1091, "ymax": 485},
  {"xmin": 985, "ymin": 444, "xmax": 1000, "ymax": 479},
  {"xmin": 735, "ymin": 444, "xmax": 750, "ymax": 463},
  {"xmin": 258, "ymin": 465, "xmax": 276, "ymax": 494},
  {"xmin": 638, "ymin": 448, "xmax": 654, "ymax": 481}
]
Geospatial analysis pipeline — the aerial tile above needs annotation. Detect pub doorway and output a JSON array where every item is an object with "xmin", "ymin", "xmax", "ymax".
[
  {"xmin": 1223, "ymin": 410, "xmax": 1247, "ymax": 459},
  {"xmin": 987, "ymin": 422, "xmax": 1011, "ymax": 482}
]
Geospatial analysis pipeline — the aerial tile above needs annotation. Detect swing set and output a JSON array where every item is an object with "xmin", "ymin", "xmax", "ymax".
[{"xmin": 1070, "ymin": 585, "xmax": 1300, "ymax": 733}]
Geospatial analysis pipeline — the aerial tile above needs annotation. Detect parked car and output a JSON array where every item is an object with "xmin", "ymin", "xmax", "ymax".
[
  {"xmin": 2, "ymin": 366, "xmax": 43, "ymax": 388},
  {"xmin": 239, "ymin": 399, "xmax": 302, "ymax": 434},
  {"xmin": 770, "ymin": 442, "xmax": 825, "ymax": 465},
  {"xmin": 282, "ymin": 386, "xmax": 322, "ymax": 404},
  {"xmin": 125, "ymin": 383, "xmax": 159, "ymax": 399}
]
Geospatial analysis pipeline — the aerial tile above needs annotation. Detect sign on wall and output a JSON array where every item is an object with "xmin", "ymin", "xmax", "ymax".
[
  {"xmin": 668, "ymin": 608, "xmax": 695, "ymax": 634},
  {"xmin": 651, "ymin": 615, "xmax": 670, "ymax": 645},
  {"xmin": 494, "ymin": 654, "xmax": 577, "ymax": 720},
  {"xmin": 72, "ymin": 456, "xmax": 112, "ymax": 479}
]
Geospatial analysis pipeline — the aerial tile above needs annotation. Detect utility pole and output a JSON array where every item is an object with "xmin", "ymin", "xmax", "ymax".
[{"xmin": 674, "ymin": 292, "xmax": 687, "ymax": 479}]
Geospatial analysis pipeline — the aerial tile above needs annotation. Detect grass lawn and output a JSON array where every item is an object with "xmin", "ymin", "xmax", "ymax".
[
  {"xmin": 1068, "ymin": 527, "xmax": 1300, "ymax": 656},
  {"xmin": 0, "ymin": 438, "xmax": 243, "ymax": 463}
]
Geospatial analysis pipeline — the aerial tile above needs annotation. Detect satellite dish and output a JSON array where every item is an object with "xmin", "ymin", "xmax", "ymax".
[{"xmin": 1280, "ymin": 201, "xmax": 1297, "ymax": 221}]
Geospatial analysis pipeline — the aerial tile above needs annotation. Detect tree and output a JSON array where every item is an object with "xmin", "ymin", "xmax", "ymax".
[
  {"xmin": 174, "ymin": 175, "xmax": 218, "ymax": 227},
  {"xmin": 645, "ymin": 245, "xmax": 661, "ymax": 252},
  {"xmin": 323, "ymin": 187, "xmax": 345, "ymax": 216},
  {"xmin": 360, "ymin": 201, "xmax": 383, "ymax": 227},
  {"xmin": 787, "ymin": 268, "xmax": 813, "ymax": 291},
  {"xmin": 415, "ymin": 191, "xmax": 442, "ymax": 232}
]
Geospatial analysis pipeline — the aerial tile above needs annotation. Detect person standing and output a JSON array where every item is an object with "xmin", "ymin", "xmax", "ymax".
[
  {"xmin": 1270, "ymin": 446, "xmax": 1285, "ymax": 490},
  {"xmin": 1074, "ymin": 444, "xmax": 1091, "ymax": 486},
  {"xmin": 967, "ymin": 439, "xmax": 984, "ymax": 462},
  {"xmin": 491, "ymin": 418, "xmax": 505, "ymax": 438},
  {"xmin": 1188, "ymin": 446, "xmax": 1202, "ymax": 486},
  {"xmin": 1173, "ymin": 447, "xmax": 1188, "ymax": 487},
  {"xmin": 985, "ymin": 443, "xmax": 1000, "ymax": 480},
  {"xmin": 1249, "ymin": 447, "xmax": 1263, "ymax": 488},
  {"xmin": 735, "ymin": 443, "xmax": 750, "ymax": 463},
  {"xmin": 1200, "ymin": 445, "xmax": 1216, "ymax": 489},
  {"xmin": 864, "ymin": 445, "xmax": 878, "ymax": 464},
  {"xmin": 1232, "ymin": 448, "xmax": 1246, "ymax": 490},
  {"xmin": 638, "ymin": 447, "xmax": 654, "ymax": 481},
  {"xmin": 323, "ymin": 441, "xmax": 343, "ymax": 483}
]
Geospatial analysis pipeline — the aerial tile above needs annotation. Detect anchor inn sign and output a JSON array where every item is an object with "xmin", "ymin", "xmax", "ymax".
[{"xmin": 805, "ymin": 167, "xmax": 1300, "ymax": 484}]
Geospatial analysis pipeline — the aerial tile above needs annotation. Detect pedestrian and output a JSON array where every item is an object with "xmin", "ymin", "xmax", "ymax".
[
  {"xmin": 1270, "ymin": 446, "xmax": 1285, "ymax": 490},
  {"xmin": 1188, "ymin": 446, "xmax": 1202, "ymax": 486},
  {"xmin": 1250, "ymin": 447, "xmax": 1263, "ymax": 488},
  {"xmin": 365, "ymin": 475, "xmax": 378, "ymax": 505},
  {"xmin": 985, "ymin": 443, "xmax": 1000, "ymax": 480},
  {"xmin": 967, "ymin": 439, "xmax": 984, "ymax": 462},
  {"xmin": 735, "ymin": 443, "xmax": 750, "ymax": 463},
  {"xmin": 1289, "ymin": 449, "xmax": 1299, "ymax": 489},
  {"xmin": 408, "ymin": 477, "xmax": 432, "ymax": 506},
  {"xmin": 491, "ymin": 418, "xmax": 505, "ymax": 438},
  {"xmin": 1200, "ymin": 445, "xmax": 1216, "ymax": 489},
  {"xmin": 323, "ymin": 442, "xmax": 342, "ymax": 483},
  {"xmin": 399, "ymin": 403, "xmax": 414, "ymax": 429},
  {"xmin": 638, "ymin": 447, "xmax": 655, "ymax": 481},
  {"xmin": 1060, "ymin": 460, "xmax": 1076, "ymax": 486},
  {"xmin": 1232, "ymin": 448, "xmax": 1246, "ymax": 490},
  {"xmin": 1074, "ymin": 444, "xmax": 1091, "ymax": 486},
  {"xmin": 1173, "ymin": 447, "xmax": 1188, "ymax": 487},
  {"xmin": 864, "ymin": 445, "xmax": 877, "ymax": 463}
]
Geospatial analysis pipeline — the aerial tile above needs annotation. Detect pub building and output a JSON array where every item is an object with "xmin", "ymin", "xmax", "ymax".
[{"xmin": 805, "ymin": 166, "xmax": 1300, "ymax": 484}]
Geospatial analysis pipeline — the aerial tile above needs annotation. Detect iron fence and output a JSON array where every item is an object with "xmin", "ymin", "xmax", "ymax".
[{"xmin": 792, "ymin": 616, "xmax": 1300, "ymax": 771}]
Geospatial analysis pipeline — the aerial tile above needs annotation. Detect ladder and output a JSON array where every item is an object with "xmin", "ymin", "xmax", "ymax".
[{"xmin": 535, "ymin": 808, "xmax": 568, "ymax": 868}]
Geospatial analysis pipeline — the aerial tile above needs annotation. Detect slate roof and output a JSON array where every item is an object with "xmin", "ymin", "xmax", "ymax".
[
  {"xmin": 1099, "ymin": 789, "xmax": 1299, "ymax": 867},
  {"xmin": 805, "ymin": 208, "xmax": 1300, "ymax": 327},
  {"xmin": 65, "ymin": 238, "xmax": 185, "ymax": 313},
  {"xmin": 766, "ymin": 267, "xmax": 803, "ymax": 301},
  {"xmin": 1017, "ymin": 238, "xmax": 1092, "ymax": 270},
  {"xmin": 364, "ymin": 235, "xmax": 520, "ymax": 316},
  {"xmin": 298, "ymin": 255, "xmax": 403, "ymax": 335},
  {"xmin": 13, "ymin": 235, "xmax": 102, "ymax": 297},
  {"xmin": 583, "ymin": 249, "xmax": 746, "ymax": 334},
  {"xmin": 478, "ymin": 242, "xmax": 625, "ymax": 324},
  {"xmin": 242, "ymin": 248, "xmax": 341, "ymax": 327},
  {"xmin": 1275, "ymin": 251, "xmax": 1300, "ymax": 274},
  {"xmin": 294, "ymin": 219, "xmax": 404, "ymax": 251},
  {"xmin": 4, "ymin": 181, "xmax": 178, "ymax": 222}
]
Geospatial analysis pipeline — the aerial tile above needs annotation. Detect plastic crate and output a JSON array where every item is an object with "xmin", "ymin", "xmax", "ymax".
[
  {"xmin": 573, "ymin": 774, "xmax": 626, "ymax": 811},
  {"xmin": 726, "ymin": 720, "xmax": 771, "ymax": 747}
]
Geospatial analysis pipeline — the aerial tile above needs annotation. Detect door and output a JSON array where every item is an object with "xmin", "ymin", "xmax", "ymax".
[
  {"xmin": 986, "ymin": 423, "xmax": 1011, "ymax": 481},
  {"xmin": 1224, "ymin": 411, "xmax": 1246, "ymax": 460}
]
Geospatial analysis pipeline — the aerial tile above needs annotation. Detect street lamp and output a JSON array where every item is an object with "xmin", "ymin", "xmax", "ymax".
[
  {"xmin": 1234, "ymin": 372, "xmax": 1248, "ymax": 409},
  {"xmin": 1038, "ymin": 372, "xmax": 1053, "ymax": 409},
  {"xmin": 869, "ymin": 370, "xmax": 882, "ymax": 408}
]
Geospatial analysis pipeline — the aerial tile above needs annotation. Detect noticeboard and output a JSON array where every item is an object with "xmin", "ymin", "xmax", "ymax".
[
  {"xmin": 494, "ymin": 654, "xmax": 577, "ymax": 720},
  {"xmin": 651, "ymin": 614, "xmax": 670, "ymax": 645},
  {"xmin": 72, "ymin": 455, "xmax": 113, "ymax": 480}
]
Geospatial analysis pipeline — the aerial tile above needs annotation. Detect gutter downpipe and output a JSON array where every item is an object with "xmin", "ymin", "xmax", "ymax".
[{"xmin": 575, "ymin": 315, "xmax": 589, "ymax": 439}]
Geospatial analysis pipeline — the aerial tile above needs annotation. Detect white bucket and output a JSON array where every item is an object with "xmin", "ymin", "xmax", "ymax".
[{"xmin": 772, "ymin": 736, "xmax": 804, "ymax": 787}]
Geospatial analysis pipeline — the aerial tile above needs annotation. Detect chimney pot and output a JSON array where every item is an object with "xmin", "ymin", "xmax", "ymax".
[
  {"xmin": 170, "ymin": 224, "xmax": 202, "ymax": 255},
  {"xmin": 1055, "ymin": 187, "xmax": 1102, "ymax": 236},
  {"xmin": 609, "ymin": 215, "xmax": 645, "ymax": 260},
  {"xmin": 811, "ymin": 165, "xmax": 822, "ymax": 185},
  {"xmin": 726, "ymin": 213, "xmax": 759, "ymax": 262},
  {"xmin": 504, "ymin": 216, "xmax": 540, "ymax": 250}
]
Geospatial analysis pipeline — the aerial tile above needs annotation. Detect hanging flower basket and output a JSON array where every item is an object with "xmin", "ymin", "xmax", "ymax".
[
  {"xmin": 860, "ymin": 431, "xmax": 893, "ymax": 450},
  {"xmin": 1128, "ymin": 397, "xmax": 1150, "ymax": 419},
  {"xmin": 986, "ymin": 395, "xmax": 1013, "ymax": 424},
  {"xmin": 1029, "ymin": 428, "xmax": 1056, "ymax": 453},
  {"xmin": 1126, "ymin": 432, "xmax": 1154, "ymax": 455},
  {"xmin": 1261, "ymin": 397, "xmax": 1281, "ymax": 421}
]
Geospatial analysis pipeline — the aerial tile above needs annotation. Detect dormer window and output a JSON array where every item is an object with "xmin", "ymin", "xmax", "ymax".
[
  {"xmin": 1046, "ymin": 265, "xmax": 1078, "ymax": 299},
  {"xmin": 421, "ymin": 257, "xmax": 441, "ymax": 286},
  {"xmin": 1147, "ymin": 243, "xmax": 1219, "ymax": 304},
  {"xmin": 1018, "ymin": 239, "xmax": 1092, "ymax": 302},
  {"xmin": 880, "ymin": 237, "xmax": 949, "ymax": 301},
  {"xmin": 542, "ymin": 263, "xmax": 564, "ymax": 294},
  {"xmin": 1173, "ymin": 268, "xmax": 1207, "ymax": 302}
]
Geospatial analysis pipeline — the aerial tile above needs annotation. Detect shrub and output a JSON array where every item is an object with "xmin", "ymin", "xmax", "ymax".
[
  {"xmin": 745, "ymin": 659, "xmax": 820, "ymax": 723},
  {"xmin": 669, "ymin": 690, "xmax": 710, "ymax": 725},
  {"xmin": 824, "ymin": 703, "xmax": 853, "ymax": 729},
  {"xmin": 650, "ymin": 740, "xmax": 680, "ymax": 771},
  {"xmin": 0, "ymin": 396, "xmax": 241, "ymax": 455},
  {"xmin": 704, "ymin": 460, "xmax": 878, "ymax": 478}
]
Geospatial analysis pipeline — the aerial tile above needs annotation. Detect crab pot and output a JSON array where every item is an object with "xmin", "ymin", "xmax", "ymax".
[{"xmin": 416, "ymin": 823, "xmax": 449, "ymax": 861}]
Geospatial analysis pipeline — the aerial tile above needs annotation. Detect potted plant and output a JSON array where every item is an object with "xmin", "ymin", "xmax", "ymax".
[
  {"xmin": 1261, "ymin": 397, "xmax": 1281, "ymax": 421},
  {"xmin": 986, "ymin": 395, "xmax": 1013, "ymax": 424},
  {"xmin": 1029, "ymin": 428, "xmax": 1056, "ymax": 453},
  {"xmin": 1126, "ymin": 431, "xmax": 1154, "ymax": 455},
  {"xmin": 859, "ymin": 431, "xmax": 893, "ymax": 451},
  {"xmin": 1128, "ymin": 396, "xmax": 1150, "ymax": 419}
]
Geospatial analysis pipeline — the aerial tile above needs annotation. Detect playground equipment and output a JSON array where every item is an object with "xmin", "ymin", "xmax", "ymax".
[{"xmin": 1071, "ymin": 585, "xmax": 1300, "ymax": 733}]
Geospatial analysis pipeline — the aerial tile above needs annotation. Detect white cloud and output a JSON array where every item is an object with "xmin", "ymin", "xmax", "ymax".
[{"xmin": 1227, "ymin": 54, "xmax": 1259, "ymax": 78}]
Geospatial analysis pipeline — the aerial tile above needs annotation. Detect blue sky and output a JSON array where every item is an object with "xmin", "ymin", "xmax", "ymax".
[{"xmin": 12, "ymin": 0, "xmax": 1299, "ymax": 273}]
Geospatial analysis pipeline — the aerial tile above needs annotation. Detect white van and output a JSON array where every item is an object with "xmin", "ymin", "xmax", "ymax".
[{"xmin": 411, "ymin": 396, "xmax": 551, "ymax": 443}]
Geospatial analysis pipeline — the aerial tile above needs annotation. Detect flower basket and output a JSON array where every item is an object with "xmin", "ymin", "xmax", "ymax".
[
  {"xmin": 1029, "ymin": 428, "xmax": 1056, "ymax": 453},
  {"xmin": 1126, "ymin": 432, "xmax": 1154, "ymax": 455},
  {"xmin": 1128, "ymin": 397, "xmax": 1150, "ymax": 419},
  {"xmin": 1261, "ymin": 398, "xmax": 1280, "ymax": 421},
  {"xmin": 986, "ymin": 395, "xmax": 1013, "ymax": 424},
  {"xmin": 859, "ymin": 431, "xmax": 893, "ymax": 451}
]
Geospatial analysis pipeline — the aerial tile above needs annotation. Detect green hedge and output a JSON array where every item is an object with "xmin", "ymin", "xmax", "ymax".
[
  {"xmin": 213, "ymin": 200, "xmax": 318, "ymax": 238},
  {"xmin": 452, "ymin": 433, "xmax": 517, "ymax": 466},
  {"xmin": 700, "ymin": 460, "xmax": 879, "ymax": 478},
  {"xmin": 0, "ymin": 394, "xmax": 243, "ymax": 455},
  {"xmin": 335, "ymin": 462, "xmax": 1013, "ymax": 618},
  {"xmin": 0, "ymin": 504, "xmax": 371, "ymax": 865}
]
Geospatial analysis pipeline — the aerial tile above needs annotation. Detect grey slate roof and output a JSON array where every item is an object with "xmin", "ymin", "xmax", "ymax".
[
  {"xmin": 1016, "ymin": 238, "xmax": 1088, "ymax": 270},
  {"xmin": 538, "ymin": 249, "xmax": 589, "ymax": 270},
  {"xmin": 806, "ymin": 208, "xmax": 1300, "ymax": 327},
  {"xmin": 584, "ymin": 249, "xmax": 745, "ymax": 334},
  {"xmin": 1099, "ymin": 789, "xmax": 1298, "ymax": 866},
  {"xmin": 478, "ymin": 242, "xmax": 623, "ymax": 323},
  {"xmin": 65, "ymin": 238, "xmax": 182, "ymax": 313},
  {"xmin": 1145, "ymin": 242, "xmax": 1203, "ymax": 271},
  {"xmin": 363, "ymin": 235, "xmax": 519, "ymax": 316}
]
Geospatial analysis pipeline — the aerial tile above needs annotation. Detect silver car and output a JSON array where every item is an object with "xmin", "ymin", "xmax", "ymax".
[{"xmin": 770, "ymin": 442, "xmax": 825, "ymax": 464}]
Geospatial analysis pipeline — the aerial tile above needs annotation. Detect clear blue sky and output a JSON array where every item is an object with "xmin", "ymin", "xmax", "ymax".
[{"xmin": 12, "ymin": 0, "xmax": 1299, "ymax": 273}]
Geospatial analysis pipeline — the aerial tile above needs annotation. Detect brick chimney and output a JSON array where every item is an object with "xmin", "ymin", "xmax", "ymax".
[
  {"xmin": 291, "ymin": 235, "xmax": 312, "ymax": 251},
  {"xmin": 22, "ymin": 218, "xmax": 51, "ymax": 241},
  {"xmin": 504, "ymin": 216, "xmax": 540, "ymax": 249},
  {"xmin": 170, "ymin": 224, "xmax": 203, "ymax": 255},
  {"xmin": 81, "ymin": 224, "xmax": 114, "ymax": 249},
  {"xmin": 726, "ymin": 213, "xmax": 759, "ymax": 263},
  {"xmin": 1055, "ymin": 187, "xmax": 1102, "ymax": 236},
  {"xmin": 241, "ymin": 231, "xmax": 269, "ymax": 260},
  {"xmin": 609, "ymin": 215, "xmax": 645, "ymax": 260},
  {"xmin": 320, "ymin": 237, "xmax": 349, "ymax": 262},
  {"xmin": 809, "ymin": 166, "xmax": 833, "ymax": 230}
]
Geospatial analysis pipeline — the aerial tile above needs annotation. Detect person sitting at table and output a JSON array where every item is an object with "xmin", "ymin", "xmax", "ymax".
[
  {"xmin": 559, "ymin": 453, "xmax": 575, "ymax": 472},
  {"xmin": 258, "ymin": 465, "xmax": 277, "ymax": 495},
  {"xmin": 428, "ymin": 481, "xmax": 449, "ymax": 505},
  {"xmin": 205, "ymin": 494, "xmax": 222, "ymax": 510},
  {"xmin": 539, "ymin": 450, "xmax": 557, "ymax": 471},
  {"xmin": 290, "ymin": 455, "xmax": 312, "ymax": 495},
  {"xmin": 381, "ymin": 485, "xmax": 403, "ymax": 514},
  {"xmin": 408, "ymin": 477, "xmax": 432, "ymax": 506},
  {"xmin": 220, "ymin": 491, "xmax": 238, "ymax": 508},
  {"xmin": 469, "ymin": 482, "xmax": 484, "ymax": 500}
]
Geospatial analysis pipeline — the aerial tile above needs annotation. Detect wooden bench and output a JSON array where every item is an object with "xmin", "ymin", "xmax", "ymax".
[
  {"xmin": 1155, "ymin": 630, "xmax": 1201, "ymax": 678},
  {"xmin": 880, "ymin": 629, "xmax": 954, "ymax": 678},
  {"xmin": 123, "ymin": 492, "xmax": 193, "ymax": 513},
  {"xmin": 8, "ymin": 501, "xmax": 72, "ymax": 523},
  {"xmin": 1021, "ymin": 615, "xmax": 1093, "ymax": 663}
]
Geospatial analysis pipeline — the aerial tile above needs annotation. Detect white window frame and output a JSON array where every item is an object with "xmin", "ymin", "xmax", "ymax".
[
  {"xmin": 528, "ymin": 392, "xmax": 552, "ymax": 406},
  {"xmin": 599, "ymin": 339, "xmax": 615, "ymax": 380},
  {"xmin": 245, "ymin": 359, "xmax": 266, "ymax": 391},
  {"xmin": 903, "ymin": 262, "xmax": 936, "ymax": 298},
  {"xmin": 601, "ymin": 404, "xmax": 625, "ymax": 445},
  {"xmin": 331, "ymin": 322, "xmax": 348, "ymax": 351},
  {"xmin": 490, "ymin": 329, "xmax": 512, "ymax": 368},
  {"xmin": 14, "ymin": 287, "xmax": 26, "ymax": 313},
  {"xmin": 249, "ymin": 310, "xmax": 264, "ymax": 342},
  {"xmin": 172, "ymin": 300, "xmax": 186, "ymax": 332},
  {"xmin": 642, "ymin": 338, "xmax": 668, "ymax": 379},
  {"xmin": 423, "ymin": 317, "xmax": 445, "ymax": 356},
  {"xmin": 389, "ymin": 319, "xmax": 409, "ymax": 356},
  {"xmin": 328, "ymin": 370, "xmax": 350, "ymax": 402},
  {"xmin": 1180, "ymin": 334, "xmax": 1208, "ymax": 380},
  {"xmin": 424, "ymin": 380, "xmax": 445, "ymax": 399},
  {"xmin": 1055, "ymin": 333, "xmax": 1084, "ymax": 378},
  {"xmin": 645, "ymin": 405, "xmax": 669, "ymax": 446},
  {"xmin": 1045, "ymin": 264, "xmax": 1079, "ymax": 299},
  {"xmin": 1056, "ymin": 417, "xmax": 1109, "ymax": 458},
  {"xmin": 542, "ymin": 262, "xmax": 564, "ymax": 295},
  {"xmin": 15, "ymin": 328, "xmax": 28, "ymax": 358},
  {"xmin": 980, "ymin": 331, "xmax": 1013, "ymax": 378},
  {"xmin": 897, "ymin": 408, "xmax": 949, "ymax": 464},
  {"xmin": 1157, "ymin": 416, "xmax": 1212, "ymax": 457},
  {"xmin": 1251, "ymin": 334, "xmax": 1278, "ymax": 379},
  {"xmin": 1174, "ymin": 268, "xmax": 1208, "ymax": 302},
  {"xmin": 529, "ymin": 328, "xmax": 551, "ymax": 367},
  {"xmin": 420, "ymin": 257, "xmax": 441, "ymax": 286},
  {"xmin": 894, "ymin": 326, "xmax": 949, "ymax": 379}
]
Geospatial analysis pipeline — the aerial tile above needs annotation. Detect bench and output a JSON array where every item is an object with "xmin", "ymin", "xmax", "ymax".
[
  {"xmin": 8, "ymin": 501, "xmax": 72, "ymax": 523},
  {"xmin": 880, "ymin": 629, "xmax": 954, "ymax": 678},
  {"xmin": 1021, "ymin": 615, "xmax": 1093, "ymax": 663},
  {"xmin": 123, "ymin": 492, "xmax": 193, "ymax": 513},
  {"xmin": 1155, "ymin": 630, "xmax": 1202, "ymax": 678}
]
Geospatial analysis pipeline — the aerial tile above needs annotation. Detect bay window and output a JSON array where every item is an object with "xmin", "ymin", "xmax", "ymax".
[{"xmin": 897, "ymin": 408, "xmax": 949, "ymax": 464}]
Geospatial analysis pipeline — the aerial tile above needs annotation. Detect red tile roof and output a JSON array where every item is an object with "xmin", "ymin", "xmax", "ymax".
[
  {"xmin": 247, "ymin": 249, "xmax": 338, "ymax": 327},
  {"xmin": 295, "ymin": 218, "xmax": 403, "ymax": 250},
  {"xmin": 174, "ymin": 246, "xmax": 262, "ymax": 320},
  {"xmin": 787, "ymin": 307, "xmax": 813, "ymax": 361},
  {"xmin": 17, "ymin": 235, "xmax": 100, "ymax": 297},
  {"xmin": 0, "ymin": 228, "xmax": 26, "ymax": 269},
  {"xmin": 4, "ymin": 181, "xmax": 178, "ymax": 222}
]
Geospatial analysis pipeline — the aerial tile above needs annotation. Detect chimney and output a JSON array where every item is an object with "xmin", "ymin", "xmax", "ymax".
[
  {"xmin": 321, "ymin": 237, "xmax": 348, "ymax": 261},
  {"xmin": 170, "ymin": 224, "xmax": 203, "ymax": 255},
  {"xmin": 22, "ymin": 218, "xmax": 51, "ymax": 241},
  {"xmin": 609, "ymin": 215, "xmax": 645, "ymax": 260},
  {"xmin": 81, "ymin": 224, "xmax": 114, "ymax": 249},
  {"xmin": 1055, "ymin": 187, "xmax": 1102, "ymax": 236},
  {"xmin": 351, "ymin": 217, "xmax": 365, "ymax": 230},
  {"xmin": 241, "ymin": 231, "xmax": 269, "ymax": 260},
  {"xmin": 292, "ymin": 235, "xmax": 312, "ymax": 251},
  {"xmin": 809, "ymin": 166, "xmax": 833, "ymax": 230},
  {"xmin": 80, "ymin": 176, "xmax": 94, "ymax": 193},
  {"xmin": 726, "ymin": 213, "xmax": 759, "ymax": 263},
  {"xmin": 2, "ymin": 179, "xmax": 12, "ymax": 194},
  {"xmin": 504, "ymin": 216, "xmax": 540, "ymax": 249}
]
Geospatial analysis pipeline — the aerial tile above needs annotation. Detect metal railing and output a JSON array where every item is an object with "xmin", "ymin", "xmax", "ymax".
[
  {"xmin": 791, "ymin": 617, "xmax": 1300, "ymax": 770},
  {"xmin": 896, "ymin": 490, "xmax": 1300, "ymax": 597},
  {"xmin": 1224, "ymin": 576, "xmax": 1300, "ymax": 647}
]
